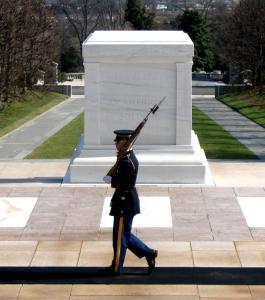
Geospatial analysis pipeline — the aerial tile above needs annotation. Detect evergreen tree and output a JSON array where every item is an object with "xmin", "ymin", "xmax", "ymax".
[
  {"xmin": 125, "ymin": 0, "xmax": 155, "ymax": 30},
  {"xmin": 177, "ymin": 10, "xmax": 214, "ymax": 71},
  {"xmin": 60, "ymin": 47, "xmax": 83, "ymax": 73}
]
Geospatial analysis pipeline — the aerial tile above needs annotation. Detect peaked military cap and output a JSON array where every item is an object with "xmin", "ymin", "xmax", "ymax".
[{"xmin": 114, "ymin": 129, "xmax": 134, "ymax": 142}]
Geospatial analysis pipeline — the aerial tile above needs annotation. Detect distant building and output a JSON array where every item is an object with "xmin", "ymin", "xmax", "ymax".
[
  {"xmin": 156, "ymin": 4, "xmax": 168, "ymax": 11},
  {"xmin": 45, "ymin": 0, "xmax": 58, "ymax": 4},
  {"xmin": 155, "ymin": 0, "xmax": 238, "ymax": 12}
]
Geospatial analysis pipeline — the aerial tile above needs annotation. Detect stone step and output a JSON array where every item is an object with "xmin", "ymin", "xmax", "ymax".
[
  {"xmin": 0, "ymin": 240, "xmax": 265, "ymax": 268},
  {"xmin": 1, "ymin": 241, "xmax": 265, "ymax": 298},
  {"xmin": 1, "ymin": 283, "xmax": 264, "ymax": 298}
]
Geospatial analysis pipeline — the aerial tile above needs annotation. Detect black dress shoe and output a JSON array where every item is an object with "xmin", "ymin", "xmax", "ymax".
[
  {"xmin": 97, "ymin": 265, "xmax": 120, "ymax": 276},
  {"xmin": 146, "ymin": 250, "xmax": 158, "ymax": 274}
]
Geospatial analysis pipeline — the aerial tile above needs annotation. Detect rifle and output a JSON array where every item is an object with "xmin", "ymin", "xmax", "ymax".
[{"xmin": 104, "ymin": 96, "xmax": 166, "ymax": 180}]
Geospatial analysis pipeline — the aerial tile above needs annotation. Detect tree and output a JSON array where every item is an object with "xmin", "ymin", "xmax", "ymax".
[
  {"xmin": 198, "ymin": 0, "xmax": 239, "ymax": 22},
  {"xmin": 176, "ymin": 9, "xmax": 214, "ymax": 71},
  {"xmin": 125, "ymin": 0, "xmax": 155, "ymax": 30},
  {"xmin": 56, "ymin": 0, "xmax": 128, "ymax": 72},
  {"xmin": 197, "ymin": 0, "xmax": 215, "ymax": 21},
  {"xmin": 205, "ymin": 0, "xmax": 232, "ymax": 71},
  {"xmin": 97, "ymin": 0, "xmax": 127, "ymax": 29},
  {"xmin": 60, "ymin": 47, "xmax": 82, "ymax": 73},
  {"xmin": 0, "ymin": 0, "xmax": 59, "ymax": 106},
  {"xmin": 221, "ymin": 0, "xmax": 265, "ymax": 87},
  {"xmin": 57, "ymin": 0, "xmax": 99, "ymax": 60}
]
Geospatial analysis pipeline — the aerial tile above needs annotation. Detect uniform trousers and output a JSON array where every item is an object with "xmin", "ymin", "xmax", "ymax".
[{"xmin": 112, "ymin": 214, "xmax": 153, "ymax": 274}]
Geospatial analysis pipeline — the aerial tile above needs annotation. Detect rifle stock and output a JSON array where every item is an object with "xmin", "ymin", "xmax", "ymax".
[{"xmin": 106, "ymin": 162, "xmax": 119, "ymax": 177}]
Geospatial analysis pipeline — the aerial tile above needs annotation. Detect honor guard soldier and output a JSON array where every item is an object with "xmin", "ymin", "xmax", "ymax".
[{"xmin": 103, "ymin": 129, "xmax": 158, "ymax": 275}]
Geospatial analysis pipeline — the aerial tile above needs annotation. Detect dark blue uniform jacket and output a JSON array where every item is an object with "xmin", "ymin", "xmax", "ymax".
[{"xmin": 110, "ymin": 150, "xmax": 140, "ymax": 216}]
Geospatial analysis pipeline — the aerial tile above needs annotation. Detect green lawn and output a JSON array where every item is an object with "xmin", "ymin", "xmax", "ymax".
[
  {"xmin": 0, "ymin": 91, "xmax": 67, "ymax": 137},
  {"xmin": 192, "ymin": 106, "xmax": 258, "ymax": 159},
  {"xmin": 26, "ymin": 107, "xmax": 257, "ymax": 160},
  {"xmin": 218, "ymin": 90, "xmax": 265, "ymax": 128},
  {"xmin": 26, "ymin": 113, "xmax": 84, "ymax": 159}
]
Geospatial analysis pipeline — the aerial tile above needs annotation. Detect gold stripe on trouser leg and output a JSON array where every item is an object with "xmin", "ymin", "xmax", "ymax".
[{"xmin": 115, "ymin": 216, "xmax": 124, "ymax": 273}]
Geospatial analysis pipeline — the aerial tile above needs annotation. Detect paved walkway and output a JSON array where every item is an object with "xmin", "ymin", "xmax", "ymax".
[
  {"xmin": 1, "ymin": 160, "xmax": 265, "ymax": 187},
  {"xmin": 0, "ymin": 182, "xmax": 265, "ymax": 298},
  {"xmin": 0, "ymin": 92, "xmax": 265, "ymax": 297},
  {"xmin": 1, "ymin": 240, "xmax": 265, "ymax": 298},
  {"xmin": 0, "ymin": 96, "xmax": 85, "ymax": 159},
  {"xmin": 1, "ymin": 184, "xmax": 265, "ymax": 241},
  {"xmin": 0, "ymin": 162, "xmax": 265, "ymax": 298},
  {"xmin": 193, "ymin": 96, "xmax": 265, "ymax": 159}
]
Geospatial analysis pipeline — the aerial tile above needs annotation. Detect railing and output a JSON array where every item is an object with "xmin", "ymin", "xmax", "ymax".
[
  {"xmin": 66, "ymin": 73, "xmax": 85, "ymax": 81},
  {"xmin": 192, "ymin": 72, "xmax": 223, "ymax": 81},
  {"xmin": 215, "ymin": 85, "xmax": 249, "ymax": 97}
]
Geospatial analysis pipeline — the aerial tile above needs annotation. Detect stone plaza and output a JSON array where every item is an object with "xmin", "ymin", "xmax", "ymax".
[
  {"xmin": 0, "ymin": 159, "xmax": 265, "ymax": 298},
  {"xmin": 0, "ymin": 30, "xmax": 265, "ymax": 298}
]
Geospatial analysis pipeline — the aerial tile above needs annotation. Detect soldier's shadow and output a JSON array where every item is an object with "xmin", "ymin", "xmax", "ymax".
[{"xmin": 1, "ymin": 267, "xmax": 265, "ymax": 284}]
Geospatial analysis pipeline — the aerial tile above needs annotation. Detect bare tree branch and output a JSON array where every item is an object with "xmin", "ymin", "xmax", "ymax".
[
  {"xmin": 58, "ymin": 0, "xmax": 100, "ymax": 58},
  {"xmin": 0, "ymin": 0, "xmax": 59, "ymax": 106}
]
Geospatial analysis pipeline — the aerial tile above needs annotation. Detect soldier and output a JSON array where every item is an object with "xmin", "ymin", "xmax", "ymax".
[{"xmin": 103, "ymin": 129, "xmax": 158, "ymax": 276}]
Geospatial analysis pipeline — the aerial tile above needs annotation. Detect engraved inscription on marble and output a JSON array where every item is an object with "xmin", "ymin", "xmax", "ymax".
[{"xmin": 99, "ymin": 63, "xmax": 176, "ymax": 145}]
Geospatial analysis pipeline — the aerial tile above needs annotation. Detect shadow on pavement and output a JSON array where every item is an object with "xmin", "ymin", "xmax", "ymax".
[
  {"xmin": 1, "ymin": 267, "xmax": 265, "ymax": 285},
  {"xmin": 0, "ymin": 177, "xmax": 62, "ymax": 184}
]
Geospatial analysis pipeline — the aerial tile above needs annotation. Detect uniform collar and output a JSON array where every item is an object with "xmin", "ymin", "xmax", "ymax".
[{"xmin": 120, "ymin": 149, "xmax": 133, "ymax": 158}]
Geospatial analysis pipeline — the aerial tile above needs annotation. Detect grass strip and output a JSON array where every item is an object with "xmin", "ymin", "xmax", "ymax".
[
  {"xmin": 26, "ymin": 107, "xmax": 257, "ymax": 160},
  {"xmin": 26, "ymin": 113, "xmax": 84, "ymax": 159},
  {"xmin": 192, "ymin": 106, "xmax": 258, "ymax": 159},
  {"xmin": 0, "ymin": 91, "xmax": 67, "ymax": 137},
  {"xmin": 218, "ymin": 90, "xmax": 265, "ymax": 128}
]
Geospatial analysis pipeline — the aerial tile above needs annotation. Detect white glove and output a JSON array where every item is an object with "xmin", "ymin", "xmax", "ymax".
[{"xmin": 103, "ymin": 175, "xmax": 112, "ymax": 184}]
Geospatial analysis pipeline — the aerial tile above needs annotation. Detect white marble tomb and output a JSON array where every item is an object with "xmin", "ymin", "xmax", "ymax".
[{"xmin": 67, "ymin": 31, "xmax": 212, "ymax": 184}]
